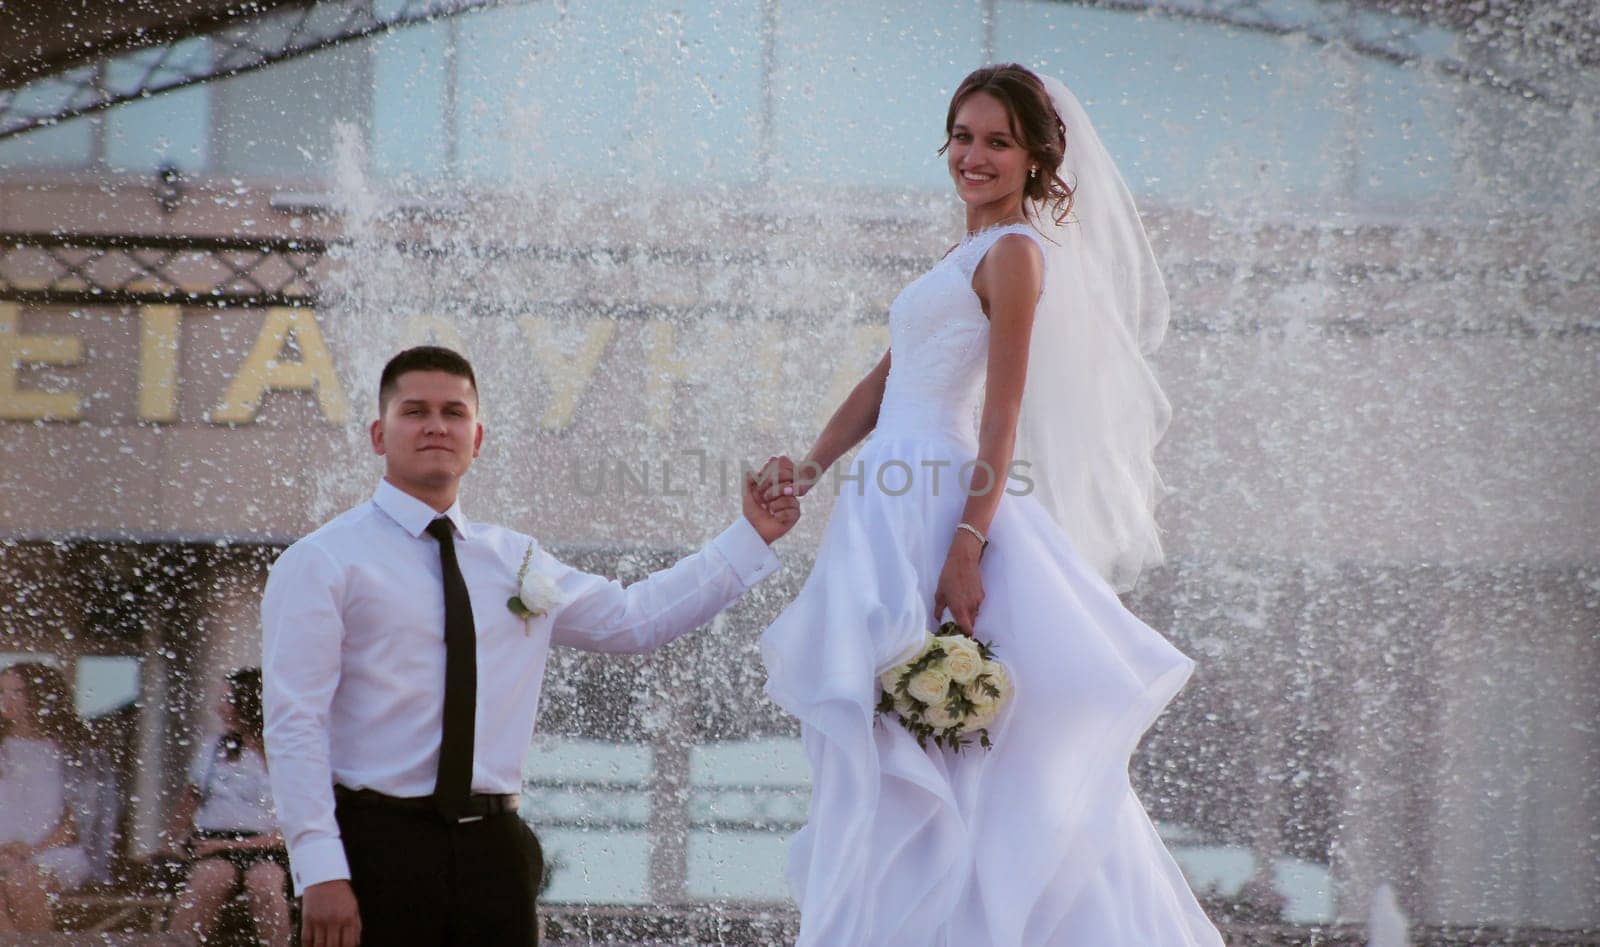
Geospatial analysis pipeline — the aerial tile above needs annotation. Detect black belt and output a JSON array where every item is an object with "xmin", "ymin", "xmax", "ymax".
[{"xmin": 334, "ymin": 785, "xmax": 519, "ymax": 822}]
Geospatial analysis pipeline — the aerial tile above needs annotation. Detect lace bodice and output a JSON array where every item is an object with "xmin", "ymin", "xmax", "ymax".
[{"xmin": 877, "ymin": 223, "xmax": 1045, "ymax": 444}]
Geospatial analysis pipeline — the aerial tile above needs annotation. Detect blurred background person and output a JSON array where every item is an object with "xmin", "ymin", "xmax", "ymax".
[
  {"xmin": 0, "ymin": 661, "xmax": 91, "ymax": 932},
  {"xmin": 163, "ymin": 668, "xmax": 291, "ymax": 947}
]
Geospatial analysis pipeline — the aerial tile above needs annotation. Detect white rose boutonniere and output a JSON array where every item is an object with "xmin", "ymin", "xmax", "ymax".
[{"xmin": 507, "ymin": 543, "xmax": 564, "ymax": 629}]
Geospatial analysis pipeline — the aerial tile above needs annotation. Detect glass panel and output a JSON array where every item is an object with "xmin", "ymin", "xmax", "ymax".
[
  {"xmin": 523, "ymin": 737, "xmax": 653, "ymax": 903},
  {"xmin": 0, "ymin": 116, "xmax": 95, "ymax": 169},
  {"xmin": 211, "ymin": 40, "xmax": 371, "ymax": 180},
  {"xmin": 997, "ymin": 1, "xmax": 1346, "ymax": 205},
  {"xmin": 372, "ymin": 21, "xmax": 450, "ymax": 179},
  {"xmin": 104, "ymin": 84, "xmax": 209, "ymax": 174},
  {"xmin": 769, "ymin": 0, "xmax": 983, "ymax": 190},
  {"xmin": 995, "ymin": 0, "xmax": 1463, "ymax": 209},
  {"xmin": 538, "ymin": 827, "xmax": 653, "ymax": 903},
  {"xmin": 1355, "ymin": 63, "xmax": 1456, "ymax": 206},
  {"xmin": 75, "ymin": 655, "xmax": 142, "ymax": 719},
  {"xmin": 686, "ymin": 738, "xmax": 808, "ymax": 901},
  {"xmin": 453, "ymin": 1, "xmax": 764, "ymax": 187},
  {"xmin": 687, "ymin": 831, "xmax": 790, "ymax": 900}
]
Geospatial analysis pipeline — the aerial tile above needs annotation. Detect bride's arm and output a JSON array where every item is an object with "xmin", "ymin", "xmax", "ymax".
[
  {"xmin": 936, "ymin": 234, "xmax": 1044, "ymax": 633},
  {"xmin": 793, "ymin": 350, "xmax": 892, "ymax": 494}
]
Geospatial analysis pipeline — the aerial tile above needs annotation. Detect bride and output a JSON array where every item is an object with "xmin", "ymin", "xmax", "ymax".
[{"xmin": 756, "ymin": 65, "xmax": 1225, "ymax": 945}]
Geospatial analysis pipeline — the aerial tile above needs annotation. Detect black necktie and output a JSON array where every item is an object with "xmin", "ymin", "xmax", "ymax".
[{"xmin": 425, "ymin": 517, "xmax": 476, "ymax": 819}]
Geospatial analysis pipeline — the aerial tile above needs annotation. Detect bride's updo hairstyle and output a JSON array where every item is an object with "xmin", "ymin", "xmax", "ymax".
[{"xmin": 941, "ymin": 64, "xmax": 1076, "ymax": 225}]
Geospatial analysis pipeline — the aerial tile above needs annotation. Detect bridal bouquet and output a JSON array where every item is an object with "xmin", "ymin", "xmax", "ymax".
[{"xmin": 876, "ymin": 622, "xmax": 1012, "ymax": 751}]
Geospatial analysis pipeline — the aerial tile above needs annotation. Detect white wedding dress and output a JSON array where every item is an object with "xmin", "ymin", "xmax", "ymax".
[{"xmin": 760, "ymin": 223, "xmax": 1225, "ymax": 947}]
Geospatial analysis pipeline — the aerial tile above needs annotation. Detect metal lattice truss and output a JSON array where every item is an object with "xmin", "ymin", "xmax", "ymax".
[
  {"xmin": 0, "ymin": 0, "xmax": 1594, "ymax": 143},
  {"xmin": 0, "ymin": 0, "xmax": 496, "ymax": 142},
  {"xmin": 0, "ymin": 233, "xmax": 325, "ymax": 307}
]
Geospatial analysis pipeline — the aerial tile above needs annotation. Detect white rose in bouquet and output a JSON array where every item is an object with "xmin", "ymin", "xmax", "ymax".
[
  {"xmin": 906, "ymin": 666, "xmax": 953, "ymax": 706},
  {"xmin": 922, "ymin": 700, "xmax": 961, "ymax": 731},
  {"xmin": 965, "ymin": 702, "xmax": 1000, "ymax": 731},
  {"xmin": 878, "ymin": 634, "xmax": 935, "ymax": 695},
  {"xmin": 937, "ymin": 635, "xmax": 983, "ymax": 685},
  {"xmin": 979, "ymin": 661, "xmax": 1011, "ymax": 702},
  {"xmin": 966, "ymin": 687, "xmax": 1002, "ymax": 729},
  {"xmin": 964, "ymin": 662, "xmax": 1011, "ymax": 729}
]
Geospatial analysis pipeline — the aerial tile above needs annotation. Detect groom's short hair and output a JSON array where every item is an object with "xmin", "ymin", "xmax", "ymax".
[{"xmin": 378, "ymin": 346, "xmax": 478, "ymax": 413}]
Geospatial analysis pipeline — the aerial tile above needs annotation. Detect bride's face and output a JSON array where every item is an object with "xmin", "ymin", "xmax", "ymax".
[{"xmin": 947, "ymin": 91, "xmax": 1029, "ymax": 209}]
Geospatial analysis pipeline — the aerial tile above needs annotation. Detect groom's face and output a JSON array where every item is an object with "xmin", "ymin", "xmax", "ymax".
[{"xmin": 370, "ymin": 369, "xmax": 483, "ymax": 488}]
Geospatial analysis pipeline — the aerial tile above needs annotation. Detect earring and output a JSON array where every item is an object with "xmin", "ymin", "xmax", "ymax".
[{"xmin": 1029, "ymin": 166, "xmax": 1038, "ymax": 179}]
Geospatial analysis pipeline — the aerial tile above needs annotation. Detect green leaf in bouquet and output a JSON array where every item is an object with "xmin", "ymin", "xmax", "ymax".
[{"xmin": 903, "ymin": 644, "xmax": 946, "ymax": 677}]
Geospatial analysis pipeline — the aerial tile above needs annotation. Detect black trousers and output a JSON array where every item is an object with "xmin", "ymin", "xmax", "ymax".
[{"xmin": 335, "ymin": 801, "xmax": 543, "ymax": 946}]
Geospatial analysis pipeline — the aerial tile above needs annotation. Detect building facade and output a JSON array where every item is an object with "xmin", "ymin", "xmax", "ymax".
[{"xmin": 1, "ymin": 0, "xmax": 1596, "ymax": 936}]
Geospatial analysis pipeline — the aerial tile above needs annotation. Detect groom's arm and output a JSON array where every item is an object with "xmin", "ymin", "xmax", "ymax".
[
  {"xmin": 548, "ymin": 516, "xmax": 780, "ymax": 654},
  {"xmin": 260, "ymin": 539, "xmax": 350, "ymax": 896}
]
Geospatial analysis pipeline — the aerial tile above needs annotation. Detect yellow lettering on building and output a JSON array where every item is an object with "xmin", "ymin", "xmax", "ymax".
[
  {"xmin": 138, "ymin": 305, "xmax": 182, "ymax": 422},
  {"xmin": 519, "ymin": 316, "xmax": 617, "ymax": 431},
  {"xmin": 642, "ymin": 321, "xmax": 693, "ymax": 432},
  {"xmin": 815, "ymin": 324, "xmax": 889, "ymax": 431},
  {"xmin": 749, "ymin": 331, "xmax": 788, "ymax": 435},
  {"xmin": 0, "ymin": 302, "xmax": 83, "ymax": 421},
  {"xmin": 211, "ymin": 306, "xmax": 350, "ymax": 424},
  {"xmin": 641, "ymin": 320, "xmax": 734, "ymax": 432}
]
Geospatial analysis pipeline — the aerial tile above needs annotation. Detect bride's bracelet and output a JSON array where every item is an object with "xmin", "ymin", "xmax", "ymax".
[{"xmin": 955, "ymin": 521, "xmax": 989, "ymax": 555}]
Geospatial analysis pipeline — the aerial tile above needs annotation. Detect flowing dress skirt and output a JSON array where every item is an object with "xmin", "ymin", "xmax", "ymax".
[{"xmin": 761, "ymin": 428, "xmax": 1224, "ymax": 947}]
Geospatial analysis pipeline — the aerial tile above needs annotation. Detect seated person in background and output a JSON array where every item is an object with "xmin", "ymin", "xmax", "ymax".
[
  {"xmin": 163, "ymin": 668, "xmax": 291, "ymax": 947},
  {"xmin": 0, "ymin": 661, "xmax": 91, "ymax": 932}
]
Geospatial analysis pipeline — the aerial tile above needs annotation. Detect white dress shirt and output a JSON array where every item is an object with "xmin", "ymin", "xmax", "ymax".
[
  {"xmin": 188, "ymin": 739, "xmax": 277, "ymax": 834},
  {"xmin": 262, "ymin": 478, "xmax": 780, "ymax": 894},
  {"xmin": 0, "ymin": 737, "xmax": 91, "ymax": 889}
]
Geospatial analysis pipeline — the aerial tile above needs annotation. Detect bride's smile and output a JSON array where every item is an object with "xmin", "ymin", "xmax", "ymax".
[{"xmin": 945, "ymin": 90, "xmax": 1031, "ymax": 220}]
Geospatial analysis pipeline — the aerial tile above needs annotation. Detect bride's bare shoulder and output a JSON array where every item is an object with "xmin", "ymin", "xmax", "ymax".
[{"xmin": 975, "ymin": 232, "xmax": 1044, "ymax": 289}]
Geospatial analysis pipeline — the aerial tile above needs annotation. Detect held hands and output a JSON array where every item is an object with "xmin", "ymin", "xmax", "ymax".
[
  {"xmin": 934, "ymin": 530, "xmax": 986, "ymax": 636},
  {"xmin": 758, "ymin": 453, "xmax": 818, "ymax": 501},
  {"xmin": 743, "ymin": 454, "xmax": 802, "ymax": 544},
  {"xmin": 302, "ymin": 879, "xmax": 362, "ymax": 947}
]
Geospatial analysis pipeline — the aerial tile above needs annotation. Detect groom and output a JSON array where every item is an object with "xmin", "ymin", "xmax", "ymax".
[{"xmin": 261, "ymin": 345, "xmax": 799, "ymax": 947}]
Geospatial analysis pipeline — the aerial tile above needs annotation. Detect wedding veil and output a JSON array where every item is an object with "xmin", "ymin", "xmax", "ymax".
[{"xmin": 1013, "ymin": 72, "xmax": 1174, "ymax": 593}]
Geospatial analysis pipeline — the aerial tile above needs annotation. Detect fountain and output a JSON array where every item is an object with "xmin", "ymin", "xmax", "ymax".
[{"xmin": 0, "ymin": 0, "xmax": 1595, "ymax": 942}]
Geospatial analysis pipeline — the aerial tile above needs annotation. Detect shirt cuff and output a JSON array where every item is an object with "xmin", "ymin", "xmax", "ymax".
[
  {"xmin": 711, "ymin": 517, "xmax": 782, "ymax": 589},
  {"xmin": 288, "ymin": 836, "xmax": 350, "ymax": 897}
]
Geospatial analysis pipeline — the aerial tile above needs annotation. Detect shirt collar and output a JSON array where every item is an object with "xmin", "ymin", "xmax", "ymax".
[{"xmin": 373, "ymin": 478, "xmax": 470, "ymax": 540}]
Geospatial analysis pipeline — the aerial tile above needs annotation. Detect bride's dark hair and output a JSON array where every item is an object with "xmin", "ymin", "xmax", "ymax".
[{"xmin": 940, "ymin": 64, "xmax": 1076, "ymax": 226}]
